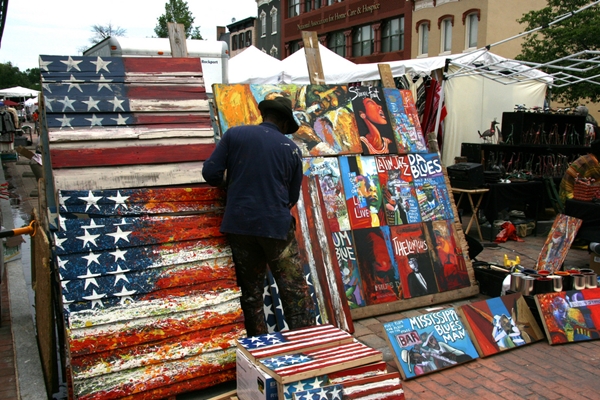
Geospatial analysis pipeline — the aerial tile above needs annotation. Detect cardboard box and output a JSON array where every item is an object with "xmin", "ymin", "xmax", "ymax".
[
  {"xmin": 236, "ymin": 349, "xmax": 278, "ymax": 400},
  {"xmin": 590, "ymin": 254, "xmax": 600, "ymax": 275}
]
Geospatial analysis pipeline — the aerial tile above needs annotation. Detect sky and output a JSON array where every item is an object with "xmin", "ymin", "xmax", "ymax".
[{"xmin": 0, "ymin": 0, "xmax": 258, "ymax": 71}]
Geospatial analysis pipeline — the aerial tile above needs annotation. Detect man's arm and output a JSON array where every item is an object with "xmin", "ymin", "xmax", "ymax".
[
  {"xmin": 288, "ymin": 148, "xmax": 303, "ymax": 207},
  {"xmin": 202, "ymin": 134, "xmax": 229, "ymax": 188}
]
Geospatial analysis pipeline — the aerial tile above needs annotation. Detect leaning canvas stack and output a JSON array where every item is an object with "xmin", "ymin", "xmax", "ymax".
[
  {"xmin": 236, "ymin": 324, "xmax": 404, "ymax": 400},
  {"xmin": 212, "ymin": 84, "xmax": 478, "ymax": 332},
  {"xmin": 39, "ymin": 56, "xmax": 243, "ymax": 399}
]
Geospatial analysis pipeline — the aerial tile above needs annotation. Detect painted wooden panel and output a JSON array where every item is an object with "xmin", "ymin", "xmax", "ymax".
[
  {"xmin": 52, "ymin": 161, "xmax": 206, "ymax": 191},
  {"xmin": 292, "ymin": 373, "xmax": 405, "ymax": 400},
  {"xmin": 350, "ymin": 85, "xmax": 398, "ymax": 155},
  {"xmin": 72, "ymin": 322, "xmax": 245, "ymax": 379},
  {"xmin": 73, "ymin": 347, "xmax": 236, "ymax": 400},
  {"xmin": 280, "ymin": 359, "xmax": 389, "ymax": 400},
  {"xmin": 237, "ymin": 324, "xmax": 353, "ymax": 363},
  {"xmin": 49, "ymin": 127, "xmax": 214, "ymax": 142},
  {"xmin": 535, "ymin": 288, "xmax": 600, "ymax": 345},
  {"xmin": 383, "ymin": 307, "xmax": 479, "ymax": 380},
  {"xmin": 40, "ymin": 56, "xmax": 204, "ymax": 79},
  {"xmin": 56, "ymin": 237, "xmax": 231, "ymax": 281},
  {"xmin": 54, "ymin": 214, "xmax": 223, "ymax": 254},
  {"xmin": 458, "ymin": 293, "xmax": 544, "ymax": 357},
  {"xmin": 50, "ymin": 142, "xmax": 215, "ymax": 168},
  {"xmin": 259, "ymin": 340, "xmax": 382, "ymax": 384},
  {"xmin": 536, "ymin": 214, "xmax": 583, "ymax": 272},
  {"xmin": 212, "ymin": 84, "xmax": 362, "ymax": 156},
  {"xmin": 49, "ymin": 183, "xmax": 243, "ymax": 399},
  {"xmin": 383, "ymin": 88, "xmax": 428, "ymax": 154}
]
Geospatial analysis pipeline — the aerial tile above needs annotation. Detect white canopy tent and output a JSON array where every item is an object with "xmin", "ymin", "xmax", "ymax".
[
  {"xmin": 228, "ymin": 46, "xmax": 285, "ymax": 84},
  {"xmin": 0, "ymin": 86, "xmax": 40, "ymax": 98}
]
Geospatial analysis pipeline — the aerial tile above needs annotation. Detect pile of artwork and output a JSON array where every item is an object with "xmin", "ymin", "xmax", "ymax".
[
  {"xmin": 40, "ymin": 56, "xmax": 240, "ymax": 399},
  {"xmin": 236, "ymin": 325, "xmax": 405, "ymax": 400},
  {"xmin": 384, "ymin": 292, "xmax": 545, "ymax": 379},
  {"xmin": 212, "ymin": 84, "xmax": 476, "ymax": 330}
]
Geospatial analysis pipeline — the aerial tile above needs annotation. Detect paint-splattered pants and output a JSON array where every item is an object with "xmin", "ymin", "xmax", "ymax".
[{"xmin": 227, "ymin": 220, "xmax": 315, "ymax": 337}]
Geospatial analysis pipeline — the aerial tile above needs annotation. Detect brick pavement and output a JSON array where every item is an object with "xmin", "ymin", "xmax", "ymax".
[{"xmin": 352, "ymin": 229, "xmax": 599, "ymax": 400}]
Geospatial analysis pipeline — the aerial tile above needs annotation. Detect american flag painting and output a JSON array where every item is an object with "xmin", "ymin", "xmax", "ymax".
[
  {"xmin": 237, "ymin": 324, "xmax": 353, "ymax": 362},
  {"xmin": 292, "ymin": 373, "xmax": 405, "ymax": 400},
  {"xmin": 40, "ymin": 55, "xmax": 214, "ymax": 192},
  {"xmin": 50, "ymin": 183, "xmax": 244, "ymax": 399},
  {"xmin": 259, "ymin": 340, "xmax": 383, "ymax": 384},
  {"xmin": 40, "ymin": 55, "xmax": 210, "ymax": 129}
]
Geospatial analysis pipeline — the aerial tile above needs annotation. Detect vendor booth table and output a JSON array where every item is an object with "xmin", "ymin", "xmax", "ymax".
[{"xmin": 481, "ymin": 181, "xmax": 544, "ymax": 241}]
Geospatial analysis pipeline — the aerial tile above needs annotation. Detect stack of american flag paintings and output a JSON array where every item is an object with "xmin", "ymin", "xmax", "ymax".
[{"xmin": 40, "ymin": 55, "xmax": 238, "ymax": 399}]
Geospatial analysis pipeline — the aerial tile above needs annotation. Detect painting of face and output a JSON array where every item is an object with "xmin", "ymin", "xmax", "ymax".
[{"xmin": 363, "ymin": 98, "xmax": 387, "ymax": 125}]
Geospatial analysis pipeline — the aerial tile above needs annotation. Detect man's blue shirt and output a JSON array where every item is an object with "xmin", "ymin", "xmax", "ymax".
[{"xmin": 202, "ymin": 122, "xmax": 303, "ymax": 240}]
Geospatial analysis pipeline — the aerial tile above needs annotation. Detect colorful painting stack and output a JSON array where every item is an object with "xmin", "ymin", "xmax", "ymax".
[{"xmin": 212, "ymin": 83, "xmax": 476, "ymax": 331}]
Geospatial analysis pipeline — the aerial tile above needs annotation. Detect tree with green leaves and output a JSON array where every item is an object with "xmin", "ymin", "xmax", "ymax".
[
  {"xmin": 0, "ymin": 63, "xmax": 40, "ymax": 91},
  {"xmin": 154, "ymin": 0, "xmax": 203, "ymax": 39},
  {"xmin": 517, "ymin": 0, "xmax": 600, "ymax": 105}
]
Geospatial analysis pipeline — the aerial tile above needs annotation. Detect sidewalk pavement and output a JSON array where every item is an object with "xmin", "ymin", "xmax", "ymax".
[{"xmin": 2, "ymin": 142, "xmax": 600, "ymax": 399}]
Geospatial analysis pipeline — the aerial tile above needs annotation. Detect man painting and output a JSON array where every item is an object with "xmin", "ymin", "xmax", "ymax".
[{"xmin": 202, "ymin": 96, "xmax": 315, "ymax": 336}]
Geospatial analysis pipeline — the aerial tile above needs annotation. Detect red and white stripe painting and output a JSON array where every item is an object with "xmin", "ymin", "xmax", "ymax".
[{"xmin": 237, "ymin": 324, "xmax": 353, "ymax": 362}]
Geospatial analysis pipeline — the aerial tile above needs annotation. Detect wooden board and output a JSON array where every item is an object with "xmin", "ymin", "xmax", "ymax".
[
  {"xmin": 457, "ymin": 292, "xmax": 544, "ymax": 357},
  {"xmin": 32, "ymin": 210, "xmax": 57, "ymax": 398},
  {"xmin": 50, "ymin": 143, "xmax": 215, "ymax": 168},
  {"xmin": 382, "ymin": 307, "xmax": 479, "ymax": 380},
  {"xmin": 52, "ymin": 161, "xmax": 206, "ymax": 190},
  {"xmin": 258, "ymin": 340, "xmax": 382, "ymax": 384},
  {"xmin": 535, "ymin": 288, "xmax": 600, "ymax": 345},
  {"xmin": 236, "ymin": 324, "xmax": 353, "ymax": 364},
  {"xmin": 212, "ymin": 84, "xmax": 362, "ymax": 156}
]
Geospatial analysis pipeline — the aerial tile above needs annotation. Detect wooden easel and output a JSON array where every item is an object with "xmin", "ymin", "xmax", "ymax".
[{"xmin": 300, "ymin": 35, "xmax": 479, "ymax": 321}]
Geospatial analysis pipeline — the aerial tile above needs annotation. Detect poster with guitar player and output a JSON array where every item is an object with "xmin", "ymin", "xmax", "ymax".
[
  {"xmin": 383, "ymin": 307, "xmax": 479, "ymax": 379},
  {"xmin": 458, "ymin": 292, "xmax": 544, "ymax": 357}
]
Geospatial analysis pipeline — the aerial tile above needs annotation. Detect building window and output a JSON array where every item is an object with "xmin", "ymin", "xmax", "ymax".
[
  {"xmin": 417, "ymin": 21, "xmax": 429, "ymax": 56},
  {"xmin": 239, "ymin": 34, "xmax": 244, "ymax": 49},
  {"xmin": 463, "ymin": 10, "xmax": 480, "ymax": 49},
  {"xmin": 289, "ymin": 0, "xmax": 300, "ymax": 17},
  {"xmin": 232, "ymin": 34, "xmax": 237, "ymax": 50},
  {"xmin": 290, "ymin": 40, "xmax": 301, "ymax": 54},
  {"xmin": 271, "ymin": 7, "xmax": 278, "ymax": 34},
  {"xmin": 328, "ymin": 31, "xmax": 346, "ymax": 56},
  {"xmin": 270, "ymin": 45, "xmax": 278, "ymax": 58},
  {"xmin": 440, "ymin": 18, "xmax": 452, "ymax": 53},
  {"xmin": 352, "ymin": 25, "xmax": 374, "ymax": 57},
  {"xmin": 260, "ymin": 11, "xmax": 267, "ymax": 37},
  {"xmin": 381, "ymin": 17, "xmax": 404, "ymax": 53},
  {"xmin": 305, "ymin": 0, "xmax": 321, "ymax": 11},
  {"xmin": 245, "ymin": 31, "xmax": 252, "ymax": 47}
]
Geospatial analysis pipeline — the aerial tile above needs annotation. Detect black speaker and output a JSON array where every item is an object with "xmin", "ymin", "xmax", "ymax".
[
  {"xmin": 447, "ymin": 162, "xmax": 484, "ymax": 189},
  {"xmin": 460, "ymin": 143, "xmax": 482, "ymax": 163}
]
